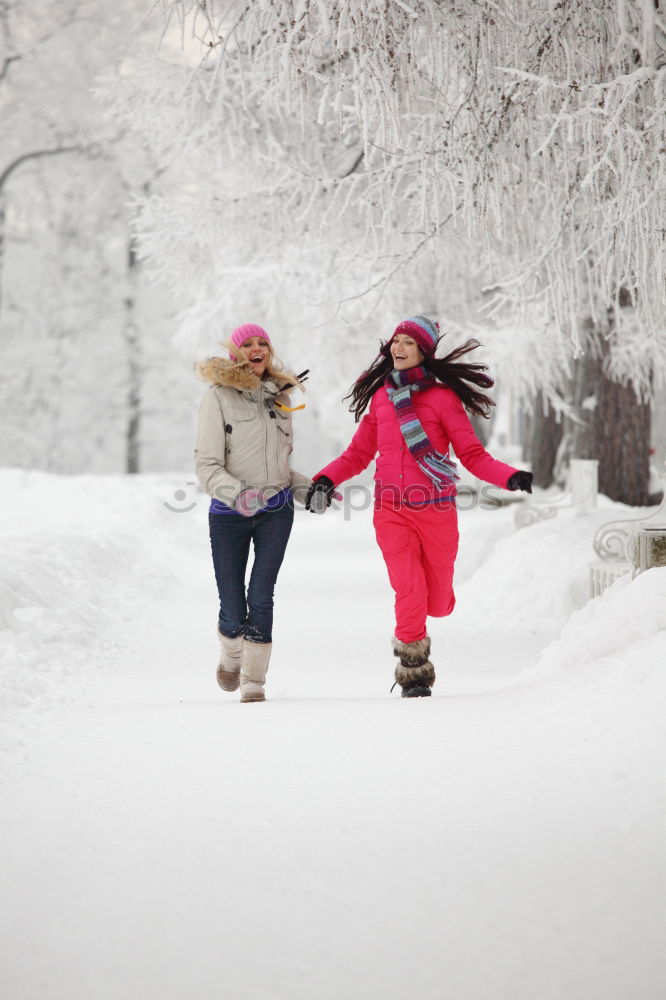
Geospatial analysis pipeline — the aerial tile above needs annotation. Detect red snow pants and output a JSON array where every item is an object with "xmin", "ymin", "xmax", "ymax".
[{"xmin": 373, "ymin": 501, "xmax": 459, "ymax": 643}]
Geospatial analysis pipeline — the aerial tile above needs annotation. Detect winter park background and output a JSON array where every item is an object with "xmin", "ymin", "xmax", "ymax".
[{"xmin": 1, "ymin": 3, "xmax": 666, "ymax": 999}]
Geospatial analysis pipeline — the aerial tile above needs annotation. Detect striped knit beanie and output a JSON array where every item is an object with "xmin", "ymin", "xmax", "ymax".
[{"xmin": 390, "ymin": 315, "xmax": 440, "ymax": 356}]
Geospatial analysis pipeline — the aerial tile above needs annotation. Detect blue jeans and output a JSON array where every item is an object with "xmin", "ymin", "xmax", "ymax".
[{"xmin": 208, "ymin": 501, "xmax": 294, "ymax": 644}]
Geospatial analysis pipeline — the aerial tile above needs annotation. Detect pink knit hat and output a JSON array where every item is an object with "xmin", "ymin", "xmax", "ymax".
[{"xmin": 230, "ymin": 323, "xmax": 272, "ymax": 350}]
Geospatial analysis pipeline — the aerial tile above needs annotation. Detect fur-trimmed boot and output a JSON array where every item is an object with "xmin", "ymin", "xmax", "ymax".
[
  {"xmin": 392, "ymin": 636, "xmax": 435, "ymax": 698},
  {"xmin": 216, "ymin": 629, "xmax": 242, "ymax": 692},
  {"xmin": 240, "ymin": 639, "xmax": 272, "ymax": 703}
]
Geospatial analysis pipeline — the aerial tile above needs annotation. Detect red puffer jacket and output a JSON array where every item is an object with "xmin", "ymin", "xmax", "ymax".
[{"xmin": 316, "ymin": 385, "xmax": 518, "ymax": 506}]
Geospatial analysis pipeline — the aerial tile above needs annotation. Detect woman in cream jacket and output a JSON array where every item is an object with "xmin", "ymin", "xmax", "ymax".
[{"xmin": 195, "ymin": 323, "xmax": 311, "ymax": 703}]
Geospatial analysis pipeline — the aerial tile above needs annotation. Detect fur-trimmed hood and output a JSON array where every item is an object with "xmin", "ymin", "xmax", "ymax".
[
  {"xmin": 196, "ymin": 357, "xmax": 297, "ymax": 395},
  {"xmin": 196, "ymin": 357, "xmax": 262, "ymax": 391}
]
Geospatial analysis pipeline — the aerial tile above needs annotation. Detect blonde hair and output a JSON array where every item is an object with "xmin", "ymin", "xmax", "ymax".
[{"xmin": 222, "ymin": 339, "xmax": 304, "ymax": 391}]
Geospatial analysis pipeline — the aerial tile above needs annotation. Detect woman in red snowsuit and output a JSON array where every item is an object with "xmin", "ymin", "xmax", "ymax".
[{"xmin": 306, "ymin": 316, "xmax": 533, "ymax": 698}]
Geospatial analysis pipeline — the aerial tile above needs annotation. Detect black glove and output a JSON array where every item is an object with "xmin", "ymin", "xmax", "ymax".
[
  {"xmin": 305, "ymin": 475, "xmax": 336, "ymax": 513},
  {"xmin": 507, "ymin": 471, "xmax": 534, "ymax": 494}
]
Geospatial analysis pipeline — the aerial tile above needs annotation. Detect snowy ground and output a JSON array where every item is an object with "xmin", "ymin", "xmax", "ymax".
[{"xmin": 1, "ymin": 469, "xmax": 666, "ymax": 1000}]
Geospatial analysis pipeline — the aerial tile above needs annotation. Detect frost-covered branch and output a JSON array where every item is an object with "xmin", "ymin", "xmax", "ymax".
[{"xmin": 111, "ymin": 0, "xmax": 666, "ymax": 397}]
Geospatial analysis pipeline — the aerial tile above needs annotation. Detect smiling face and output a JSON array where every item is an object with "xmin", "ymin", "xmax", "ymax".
[
  {"xmin": 390, "ymin": 333, "xmax": 425, "ymax": 371},
  {"xmin": 237, "ymin": 335, "xmax": 272, "ymax": 377}
]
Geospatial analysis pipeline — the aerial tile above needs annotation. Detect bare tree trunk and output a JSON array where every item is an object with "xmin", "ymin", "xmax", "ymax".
[
  {"xmin": 124, "ymin": 236, "xmax": 141, "ymax": 474},
  {"xmin": 529, "ymin": 390, "xmax": 563, "ymax": 488},
  {"xmin": 567, "ymin": 320, "xmax": 651, "ymax": 506},
  {"xmin": 0, "ymin": 146, "xmax": 81, "ymax": 327}
]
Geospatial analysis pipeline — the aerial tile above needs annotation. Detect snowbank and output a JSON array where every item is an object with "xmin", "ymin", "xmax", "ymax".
[
  {"xmin": 532, "ymin": 566, "xmax": 666, "ymax": 676},
  {"xmin": 0, "ymin": 469, "xmax": 204, "ymax": 754},
  {"xmin": 456, "ymin": 502, "xmax": 647, "ymax": 634}
]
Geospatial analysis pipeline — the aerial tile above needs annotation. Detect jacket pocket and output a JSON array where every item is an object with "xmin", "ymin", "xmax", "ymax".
[
  {"xmin": 225, "ymin": 401, "xmax": 255, "ymax": 422},
  {"xmin": 223, "ymin": 401, "xmax": 257, "ymax": 461}
]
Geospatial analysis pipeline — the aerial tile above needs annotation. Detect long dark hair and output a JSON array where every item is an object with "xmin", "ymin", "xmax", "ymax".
[{"xmin": 345, "ymin": 338, "xmax": 496, "ymax": 422}]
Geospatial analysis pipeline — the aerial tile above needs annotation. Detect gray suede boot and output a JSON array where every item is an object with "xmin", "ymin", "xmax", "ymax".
[
  {"xmin": 216, "ymin": 629, "xmax": 242, "ymax": 692},
  {"xmin": 392, "ymin": 636, "xmax": 435, "ymax": 698},
  {"xmin": 240, "ymin": 639, "xmax": 272, "ymax": 703}
]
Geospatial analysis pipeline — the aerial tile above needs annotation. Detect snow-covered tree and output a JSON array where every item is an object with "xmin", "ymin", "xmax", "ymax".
[
  {"xmin": 149, "ymin": 2, "xmax": 664, "ymax": 353},
  {"xmin": 0, "ymin": 1, "xmax": 195, "ymax": 475},
  {"xmin": 127, "ymin": 0, "xmax": 666, "ymax": 501}
]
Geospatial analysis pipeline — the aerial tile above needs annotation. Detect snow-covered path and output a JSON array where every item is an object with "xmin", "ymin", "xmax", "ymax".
[{"xmin": 2, "ymin": 473, "xmax": 665, "ymax": 999}]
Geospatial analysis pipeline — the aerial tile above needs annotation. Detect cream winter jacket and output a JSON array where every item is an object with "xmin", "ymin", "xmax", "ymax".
[{"xmin": 195, "ymin": 358, "xmax": 312, "ymax": 507}]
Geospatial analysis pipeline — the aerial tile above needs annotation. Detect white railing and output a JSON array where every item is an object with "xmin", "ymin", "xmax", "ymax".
[{"xmin": 589, "ymin": 472, "xmax": 666, "ymax": 596}]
